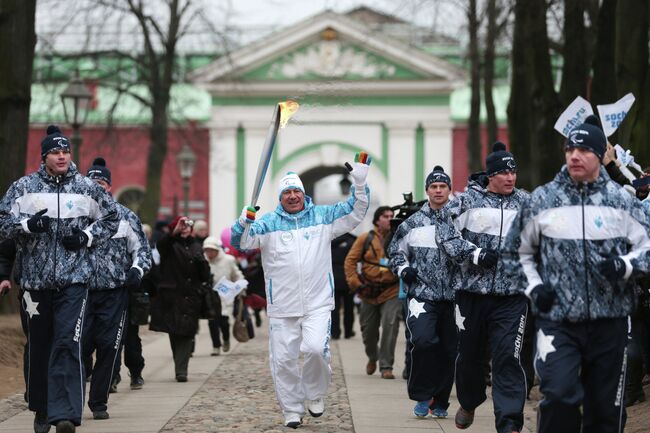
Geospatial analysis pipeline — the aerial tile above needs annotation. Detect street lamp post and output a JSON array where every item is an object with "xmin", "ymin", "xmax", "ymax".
[
  {"xmin": 60, "ymin": 72, "xmax": 93, "ymax": 165},
  {"xmin": 176, "ymin": 143, "xmax": 197, "ymax": 216}
]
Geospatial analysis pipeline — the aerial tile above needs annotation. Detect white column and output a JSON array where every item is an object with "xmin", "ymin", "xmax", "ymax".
[
  {"xmin": 423, "ymin": 107, "xmax": 454, "ymax": 186},
  {"xmin": 386, "ymin": 121, "xmax": 419, "ymax": 205},
  {"xmin": 209, "ymin": 125, "xmax": 238, "ymax": 235}
]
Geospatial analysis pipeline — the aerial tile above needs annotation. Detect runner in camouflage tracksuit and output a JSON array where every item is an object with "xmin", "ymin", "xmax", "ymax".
[
  {"xmin": 503, "ymin": 116, "xmax": 650, "ymax": 433},
  {"xmin": 0, "ymin": 126, "xmax": 119, "ymax": 433},
  {"xmin": 83, "ymin": 158, "xmax": 152, "ymax": 420},
  {"xmin": 387, "ymin": 166, "xmax": 456, "ymax": 419},
  {"xmin": 436, "ymin": 142, "xmax": 529, "ymax": 433}
]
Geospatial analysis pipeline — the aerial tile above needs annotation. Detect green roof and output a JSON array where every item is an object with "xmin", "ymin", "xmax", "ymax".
[
  {"xmin": 30, "ymin": 83, "xmax": 211, "ymax": 125},
  {"xmin": 450, "ymin": 84, "xmax": 510, "ymax": 123}
]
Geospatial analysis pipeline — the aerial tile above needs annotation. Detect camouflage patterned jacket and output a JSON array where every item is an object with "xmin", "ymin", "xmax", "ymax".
[
  {"xmin": 0, "ymin": 163, "xmax": 119, "ymax": 290},
  {"xmin": 436, "ymin": 180, "xmax": 529, "ymax": 296},
  {"xmin": 88, "ymin": 203, "xmax": 152, "ymax": 290},
  {"xmin": 502, "ymin": 166, "xmax": 650, "ymax": 322},
  {"xmin": 387, "ymin": 203, "xmax": 455, "ymax": 302}
]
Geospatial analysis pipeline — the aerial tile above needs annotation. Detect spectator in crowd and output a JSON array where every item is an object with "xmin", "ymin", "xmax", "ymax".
[{"xmin": 344, "ymin": 206, "xmax": 401, "ymax": 380}]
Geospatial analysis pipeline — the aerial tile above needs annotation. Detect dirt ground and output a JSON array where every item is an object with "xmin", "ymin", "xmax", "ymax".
[{"xmin": 0, "ymin": 314, "xmax": 25, "ymax": 400}]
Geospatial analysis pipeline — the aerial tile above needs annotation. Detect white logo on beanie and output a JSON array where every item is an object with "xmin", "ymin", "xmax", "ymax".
[{"xmin": 278, "ymin": 172, "xmax": 304, "ymax": 197}]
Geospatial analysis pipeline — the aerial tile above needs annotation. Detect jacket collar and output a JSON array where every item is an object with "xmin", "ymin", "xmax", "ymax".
[
  {"xmin": 554, "ymin": 165, "xmax": 610, "ymax": 192},
  {"xmin": 37, "ymin": 161, "xmax": 79, "ymax": 184}
]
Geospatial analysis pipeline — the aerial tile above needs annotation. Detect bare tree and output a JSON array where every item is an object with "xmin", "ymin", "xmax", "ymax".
[
  {"xmin": 0, "ymin": 0, "xmax": 36, "ymax": 196},
  {"xmin": 467, "ymin": 0, "xmax": 483, "ymax": 172}
]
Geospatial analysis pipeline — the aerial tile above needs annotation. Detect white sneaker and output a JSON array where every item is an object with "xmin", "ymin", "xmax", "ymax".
[
  {"xmin": 308, "ymin": 397, "xmax": 324, "ymax": 417},
  {"xmin": 284, "ymin": 412, "xmax": 302, "ymax": 429},
  {"xmin": 211, "ymin": 348, "xmax": 220, "ymax": 356}
]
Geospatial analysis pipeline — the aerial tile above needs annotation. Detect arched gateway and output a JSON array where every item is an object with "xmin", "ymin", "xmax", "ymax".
[{"xmin": 191, "ymin": 10, "xmax": 465, "ymax": 233}]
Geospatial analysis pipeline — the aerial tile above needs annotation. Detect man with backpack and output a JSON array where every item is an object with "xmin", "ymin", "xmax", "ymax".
[{"xmin": 344, "ymin": 206, "xmax": 401, "ymax": 379}]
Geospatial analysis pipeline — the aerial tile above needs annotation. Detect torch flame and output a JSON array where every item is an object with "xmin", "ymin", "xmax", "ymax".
[{"xmin": 278, "ymin": 100, "xmax": 300, "ymax": 128}]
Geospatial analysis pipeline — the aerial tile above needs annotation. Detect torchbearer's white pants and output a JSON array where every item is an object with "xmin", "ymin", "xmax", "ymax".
[{"xmin": 268, "ymin": 307, "xmax": 332, "ymax": 417}]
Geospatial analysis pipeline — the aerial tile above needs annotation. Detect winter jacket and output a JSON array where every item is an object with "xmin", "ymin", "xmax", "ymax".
[
  {"xmin": 437, "ymin": 180, "xmax": 529, "ymax": 296},
  {"xmin": 503, "ymin": 166, "xmax": 650, "ymax": 322},
  {"xmin": 0, "ymin": 239, "xmax": 16, "ymax": 281},
  {"xmin": 387, "ymin": 203, "xmax": 455, "ymax": 302},
  {"xmin": 0, "ymin": 163, "xmax": 119, "ymax": 290},
  {"xmin": 231, "ymin": 185, "xmax": 369, "ymax": 318},
  {"xmin": 88, "ymin": 203, "xmax": 152, "ymax": 290},
  {"xmin": 344, "ymin": 230, "xmax": 399, "ymax": 305},
  {"xmin": 149, "ymin": 234, "xmax": 211, "ymax": 336},
  {"xmin": 205, "ymin": 248, "xmax": 244, "ymax": 310},
  {"xmin": 331, "ymin": 233, "xmax": 356, "ymax": 292}
]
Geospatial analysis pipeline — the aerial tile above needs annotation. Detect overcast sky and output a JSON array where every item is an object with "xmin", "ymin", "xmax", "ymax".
[{"xmin": 34, "ymin": 0, "xmax": 466, "ymax": 53}]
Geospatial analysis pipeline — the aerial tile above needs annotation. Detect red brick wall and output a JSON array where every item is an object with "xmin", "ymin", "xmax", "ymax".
[
  {"xmin": 27, "ymin": 125, "xmax": 210, "ymax": 224},
  {"xmin": 451, "ymin": 125, "xmax": 510, "ymax": 191}
]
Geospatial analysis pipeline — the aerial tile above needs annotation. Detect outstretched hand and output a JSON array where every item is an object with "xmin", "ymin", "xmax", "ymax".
[
  {"xmin": 345, "ymin": 152, "xmax": 371, "ymax": 186},
  {"xmin": 239, "ymin": 205, "xmax": 260, "ymax": 225}
]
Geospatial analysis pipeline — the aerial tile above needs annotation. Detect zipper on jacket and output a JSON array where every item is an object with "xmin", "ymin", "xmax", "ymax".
[
  {"xmin": 489, "ymin": 197, "xmax": 505, "ymax": 294},
  {"xmin": 295, "ymin": 217, "xmax": 305, "ymax": 314},
  {"xmin": 54, "ymin": 176, "xmax": 61, "ymax": 290},
  {"xmin": 581, "ymin": 184, "xmax": 591, "ymax": 320}
]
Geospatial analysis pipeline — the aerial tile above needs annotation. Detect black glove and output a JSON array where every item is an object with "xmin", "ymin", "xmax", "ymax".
[
  {"xmin": 597, "ymin": 257, "xmax": 627, "ymax": 284},
  {"xmin": 62, "ymin": 228, "xmax": 89, "ymax": 251},
  {"xmin": 477, "ymin": 248, "xmax": 498, "ymax": 268},
  {"xmin": 27, "ymin": 209, "xmax": 50, "ymax": 233},
  {"xmin": 531, "ymin": 284, "xmax": 556, "ymax": 313},
  {"xmin": 125, "ymin": 267, "xmax": 142, "ymax": 291},
  {"xmin": 400, "ymin": 267, "xmax": 418, "ymax": 284}
]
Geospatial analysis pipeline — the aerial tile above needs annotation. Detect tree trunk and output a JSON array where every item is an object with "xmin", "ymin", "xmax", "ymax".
[
  {"xmin": 508, "ymin": 0, "xmax": 563, "ymax": 190},
  {"xmin": 0, "ymin": 0, "xmax": 36, "ymax": 196},
  {"xmin": 560, "ymin": 0, "xmax": 589, "ymax": 105},
  {"xmin": 467, "ymin": 0, "xmax": 483, "ymax": 173},
  {"xmin": 615, "ymin": 0, "xmax": 649, "ymax": 165},
  {"xmin": 140, "ymin": 100, "xmax": 169, "ymax": 224},
  {"xmin": 483, "ymin": 0, "xmax": 498, "ymax": 144},
  {"xmin": 590, "ymin": 0, "xmax": 618, "ymax": 107}
]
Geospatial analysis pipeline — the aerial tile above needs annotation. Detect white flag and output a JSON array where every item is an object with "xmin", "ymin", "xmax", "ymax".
[
  {"xmin": 597, "ymin": 93, "xmax": 636, "ymax": 137},
  {"xmin": 554, "ymin": 96, "xmax": 594, "ymax": 137},
  {"xmin": 213, "ymin": 277, "xmax": 248, "ymax": 304}
]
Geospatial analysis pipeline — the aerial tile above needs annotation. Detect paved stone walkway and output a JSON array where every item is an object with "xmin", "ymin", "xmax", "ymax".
[{"xmin": 0, "ymin": 315, "xmax": 537, "ymax": 432}]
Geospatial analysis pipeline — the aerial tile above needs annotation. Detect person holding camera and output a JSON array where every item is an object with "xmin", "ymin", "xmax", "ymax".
[
  {"xmin": 231, "ymin": 152, "xmax": 370, "ymax": 429},
  {"xmin": 149, "ymin": 216, "xmax": 212, "ymax": 382},
  {"xmin": 344, "ymin": 206, "xmax": 401, "ymax": 380},
  {"xmin": 387, "ymin": 166, "xmax": 456, "ymax": 419},
  {"xmin": 437, "ymin": 142, "xmax": 529, "ymax": 433},
  {"xmin": 0, "ymin": 126, "xmax": 119, "ymax": 433}
]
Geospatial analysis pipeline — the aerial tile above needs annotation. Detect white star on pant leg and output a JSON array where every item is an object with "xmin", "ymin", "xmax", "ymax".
[
  {"xmin": 536, "ymin": 329, "xmax": 556, "ymax": 362},
  {"xmin": 23, "ymin": 291, "xmax": 40, "ymax": 319},
  {"xmin": 455, "ymin": 304, "xmax": 466, "ymax": 331},
  {"xmin": 408, "ymin": 298, "xmax": 426, "ymax": 319}
]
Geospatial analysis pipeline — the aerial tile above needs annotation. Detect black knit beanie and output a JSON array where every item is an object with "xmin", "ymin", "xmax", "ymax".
[
  {"xmin": 425, "ymin": 165, "xmax": 451, "ymax": 189},
  {"xmin": 565, "ymin": 115, "xmax": 607, "ymax": 161},
  {"xmin": 485, "ymin": 141, "xmax": 517, "ymax": 177},
  {"xmin": 87, "ymin": 157, "xmax": 112, "ymax": 185},
  {"xmin": 41, "ymin": 125, "xmax": 71, "ymax": 158}
]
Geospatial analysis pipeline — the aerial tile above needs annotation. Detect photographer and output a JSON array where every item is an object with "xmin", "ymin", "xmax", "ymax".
[
  {"xmin": 344, "ymin": 206, "xmax": 401, "ymax": 379},
  {"xmin": 149, "ymin": 216, "xmax": 211, "ymax": 382}
]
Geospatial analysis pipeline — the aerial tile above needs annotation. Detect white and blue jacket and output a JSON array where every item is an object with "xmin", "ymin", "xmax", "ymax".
[
  {"xmin": 231, "ymin": 185, "xmax": 369, "ymax": 318},
  {"xmin": 88, "ymin": 203, "xmax": 152, "ymax": 291},
  {"xmin": 437, "ymin": 180, "xmax": 529, "ymax": 296},
  {"xmin": 0, "ymin": 163, "xmax": 119, "ymax": 290},
  {"xmin": 503, "ymin": 166, "xmax": 650, "ymax": 322}
]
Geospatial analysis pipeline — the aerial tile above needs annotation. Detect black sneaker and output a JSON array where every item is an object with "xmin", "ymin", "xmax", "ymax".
[
  {"xmin": 176, "ymin": 375, "xmax": 188, "ymax": 382},
  {"xmin": 130, "ymin": 376, "xmax": 145, "ymax": 390},
  {"xmin": 55, "ymin": 420, "xmax": 75, "ymax": 433},
  {"xmin": 34, "ymin": 412, "xmax": 50, "ymax": 433},
  {"xmin": 92, "ymin": 411, "xmax": 109, "ymax": 420}
]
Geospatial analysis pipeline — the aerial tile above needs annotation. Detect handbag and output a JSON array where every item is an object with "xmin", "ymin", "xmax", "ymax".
[
  {"xmin": 232, "ymin": 295, "xmax": 250, "ymax": 343},
  {"xmin": 199, "ymin": 282, "xmax": 221, "ymax": 320}
]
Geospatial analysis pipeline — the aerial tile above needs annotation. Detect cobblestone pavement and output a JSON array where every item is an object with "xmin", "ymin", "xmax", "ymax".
[{"xmin": 160, "ymin": 325, "xmax": 354, "ymax": 433}]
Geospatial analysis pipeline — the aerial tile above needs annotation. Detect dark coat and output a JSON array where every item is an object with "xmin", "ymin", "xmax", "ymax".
[
  {"xmin": 149, "ymin": 233, "xmax": 211, "ymax": 337},
  {"xmin": 0, "ymin": 239, "xmax": 16, "ymax": 281}
]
